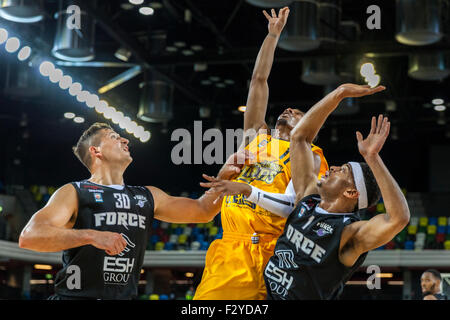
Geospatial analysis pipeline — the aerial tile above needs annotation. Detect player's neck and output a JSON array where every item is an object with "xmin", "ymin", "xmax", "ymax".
[
  {"xmin": 272, "ymin": 125, "xmax": 291, "ymax": 141},
  {"xmin": 318, "ymin": 197, "xmax": 354, "ymax": 214},
  {"xmin": 89, "ymin": 165, "xmax": 125, "ymax": 186}
]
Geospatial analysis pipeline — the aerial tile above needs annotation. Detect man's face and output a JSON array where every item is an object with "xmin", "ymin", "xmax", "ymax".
[
  {"xmin": 94, "ymin": 129, "xmax": 132, "ymax": 166},
  {"xmin": 317, "ymin": 163, "xmax": 356, "ymax": 201},
  {"xmin": 421, "ymin": 272, "xmax": 439, "ymax": 295},
  {"xmin": 276, "ymin": 108, "xmax": 304, "ymax": 130}
]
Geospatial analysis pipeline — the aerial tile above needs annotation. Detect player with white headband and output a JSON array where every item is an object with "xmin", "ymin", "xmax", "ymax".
[{"xmin": 201, "ymin": 83, "xmax": 410, "ymax": 300}]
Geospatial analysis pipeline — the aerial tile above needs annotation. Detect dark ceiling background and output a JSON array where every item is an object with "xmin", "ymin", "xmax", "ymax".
[{"xmin": 0, "ymin": 0, "xmax": 449, "ymax": 194}]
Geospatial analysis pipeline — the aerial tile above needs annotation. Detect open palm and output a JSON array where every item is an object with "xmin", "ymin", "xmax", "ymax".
[{"xmin": 356, "ymin": 115, "xmax": 390, "ymax": 158}]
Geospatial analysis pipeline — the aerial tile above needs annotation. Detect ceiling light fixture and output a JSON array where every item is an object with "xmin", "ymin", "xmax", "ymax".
[{"xmin": 139, "ymin": 7, "xmax": 154, "ymax": 15}]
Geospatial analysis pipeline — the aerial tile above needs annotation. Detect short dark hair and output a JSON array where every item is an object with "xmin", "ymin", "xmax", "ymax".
[
  {"xmin": 424, "ymin": 269, "xmax": 442, "ymax": 281},
  {"xmin": 72, "ymin": 123, "xmax": 113, "ymax": 171}
]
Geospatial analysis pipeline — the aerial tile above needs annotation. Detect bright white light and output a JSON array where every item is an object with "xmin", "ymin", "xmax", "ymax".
[
  {"xmin": 238, "ymin": 106, "xmax": 246, "ymax": 112},
  {"xmin": 5, "ymin": 37, "xmax": 20, "ymax": 53},
  {"xmin": 129, "ymin": 0, "xmax": 144, "ymax": 4},
  {"xmin": 49, "ymin": 68, "xmax": 64, "ymax": 83},
  {"xmin": 135, "ymin": 125, "xmax": 145, "ymax": 138},
  {"xmin": 140, "ymin": 131, "xmax": 151, "ymax": 143},
  {"xmin": 366, "ymin": 74, "xmax": 380, "ymax": 88},
  {"xmin": 122, "ymin": 117, "xmax": 133, "ymax": 133},
  {"xmin": 95, "ymin": 100, "xmax": 109, "ymax": 114},
  {"xmin": 39, "ymin": 61, "xmax": 55, "ymax": 77},
  {"xmin": 191, "ymin": 45, "xmax": 203, "ymax": 51},
  {"xmin": 73, "ymin": 117, "xmax": 85, "ymax": 124},
  {"xmin": 17, "ymin": 46, "xmax": 31, "ymax": 61},
  {"xmin": 0, "ymin": 28, "xmax": 8, "ymax": 44},
  {"xmin": 103, "ymin": 106, "xmax": 116, "ymax": 119},
  {"xmin": 64, "ymin": 112, "xmax": 75, "ymax": 119},
  {"xmin": 128, "ymin": 121, "xmax": 138, "ymax": 134},
  {"xmin": 139, "ymin": 7, "xmax": 154, "ymax": 15},
  {"xmin": 86, "ymin": 94, "xmax": 100, "ymax": 108},
  {"xmin": 76, "ymin": 90, "xmax": 90, "ymax": 103},
  {"xmin": 434, "ymin": 105, "xmax": 446, "ymax": 112},
  {"xmin": 68, "ymin": 82, "xmax": 82, "ymax": 96},
  {"xmin": 360, "ymin": 62, "xmax": 375, "ymax": 78},
  {"xmin": 59, "ymin": 75, "xmax": 72, "ymax": 90},
  {"xmin": 119, "ymin": 120, "xmax": 127, "ymax": 129},
  {"xmin": 111, "ymin": 111, "xmax": 124, "ymax": 124},
  {"xmin": 432, "ymin": 98, "xmax": 444, "ymax": 105}
]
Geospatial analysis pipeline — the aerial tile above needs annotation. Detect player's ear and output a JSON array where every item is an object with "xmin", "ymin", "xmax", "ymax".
[
  {"xmin": 89, "ymin": 145, "xmax": 102, "ymax": 159},
  {"xmin": 343, "ymin": 188, "xmax": 359, "ymax": 200}
]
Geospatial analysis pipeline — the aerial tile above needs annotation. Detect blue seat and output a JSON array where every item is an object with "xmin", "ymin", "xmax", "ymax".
[
  {"xmin": 159, "ymin": 294, "xmax": 169, "ymax": 300},
  {"xmin": 437, "ymin": 226, "xmax": 446, "ymax": 234},
  {"xmin": 151, "ymin": 235, "xmax": 159, "ymax": 244},
  {"xmin": 429, "ymin": 217, "xmax": 438, "ymax": 226},
  {"xmin": 200, "ymin": 241, "xmax": 210, "ymax": 250},
  {"xmin": 404, "ymin": 241, "xmax": 414, "ymax": 250},
  {"xmin": 196, "ymin": 234, "xmax": 205, "ymax": 242},
  {"xmin": 152, "ymin": 220, "xmax": 160, "ymax": 229},
  {"xmin": 164, "ymin": 242, "xmax": 174, "ymax": 250}
]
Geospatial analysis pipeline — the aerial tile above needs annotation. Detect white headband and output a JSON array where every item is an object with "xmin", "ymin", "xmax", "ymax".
[{"xmin": 348, "ymin": 162, "xmax": 368, "ymax": 210}]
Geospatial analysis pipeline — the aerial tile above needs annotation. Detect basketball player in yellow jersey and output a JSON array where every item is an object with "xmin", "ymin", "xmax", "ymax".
[{"xmin": 194, "ymin": 7, "xmax": 328, "ymax": 300}]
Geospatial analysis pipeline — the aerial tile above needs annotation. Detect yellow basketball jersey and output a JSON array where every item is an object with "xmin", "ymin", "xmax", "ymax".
[{"xmin": 221, "ymin": 133, "xmax": 328, "ymax": 236}]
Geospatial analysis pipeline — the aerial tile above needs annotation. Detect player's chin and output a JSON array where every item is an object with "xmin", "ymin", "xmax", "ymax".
[{"xmin": 276, "ymin": 118, "xmax": 288, "ymax": 126}]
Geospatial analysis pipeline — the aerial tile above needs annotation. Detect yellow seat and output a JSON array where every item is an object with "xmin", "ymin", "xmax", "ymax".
[
  {"xmin": 427, "ymin": 225, "xmax": 437, "ymax": 235},
  {"xmin": 155, "ymin": 241, "xmax": 165, "ymax": 251},
  {"xmin": 419, "ymin": 217, "xmax": 428, "ymax": 227},
  {"xmin": 407, "ymin": 225, "xmax": 417, "ymax": 235},
  {"xmin": 444, "ymin": 240, "xmax": 450, "ymax": 250},
  {"xmin": 438, "ymin": 217, "xmax": 447, "ymax": 226},
  {"xmin": 209, "ymin": 226, "xmax": 218, "ymax": 236},
  {"xmin": 178, "ymin": 234, "xmax": 188, "ymax": 244}
]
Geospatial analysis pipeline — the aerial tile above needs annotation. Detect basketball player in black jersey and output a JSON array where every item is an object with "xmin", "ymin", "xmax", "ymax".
[
  {"xmin": 18, "ymin": 123, "xmax": 245, "ymax": 300},
  {"xmin": 421, "ymin": 269, "xmax": 448, "ymax": 300},
  {"xmin": 201, "ymin": 83, "xmax": 410, "ymax": 299}
]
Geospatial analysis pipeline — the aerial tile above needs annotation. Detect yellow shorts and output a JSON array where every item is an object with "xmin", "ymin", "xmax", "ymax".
[{"xmin": 193, "ymin": 232, "xmax": 278, "ymax": 300}]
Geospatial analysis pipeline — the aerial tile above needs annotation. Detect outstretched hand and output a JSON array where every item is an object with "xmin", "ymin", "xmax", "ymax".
[
  {"xmin": 338, "ymin": 83, "xmax": 385, "ymax": 99},
  {"xmin": 356, "ymin": 115, "xmax": 390, "ymax": 158},
  {"xmin": 200, "ymin": 175, "xmax": 252, "ymax": 205},
  {"xmin": 263, "ymin": 7, "xmax": 290, "ymax": 36},
  {"xmin": 218, "ymin": 149, "xmax": 256, "ymax": 181}
]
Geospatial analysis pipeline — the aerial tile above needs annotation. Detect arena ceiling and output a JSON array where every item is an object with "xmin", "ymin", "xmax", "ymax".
[{"xmin": 0, "ymin": 0, "xmax": 448, "ymax": 192}]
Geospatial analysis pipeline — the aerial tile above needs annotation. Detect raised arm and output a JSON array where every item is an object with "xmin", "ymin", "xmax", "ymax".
[
  {"xmin": 150, "ymin": 150, "xmax": 255, "ymax": 223},
  {"xmin": 340, "ymin": 116, "xmax": 410, "ymax": 266},
  {"xmin": 290, "ymin": 84, "xmax": 385, "ymax": 203},
  {"xmin": 199, "ymin": 177, "xmax": 297, "ymax": 218},
  {"xmin": 244, "ymin": 7, "xmax": 290, "ymax": 134},
  {"xmin": 19, "ymin": 184, "xmax": 127, "ymax": 255}
]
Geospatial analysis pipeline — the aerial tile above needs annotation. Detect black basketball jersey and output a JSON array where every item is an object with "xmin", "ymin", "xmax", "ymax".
[
  {"xmin": 54, "ymin": 180, "xmax": 154, "ymax": 300},
  {"xmin": 264, "ymin": 194, "xmax": 367, "ymax": 300},
  {"xmin": 434, "ymin": 293, "xmax": 448, "ymax": 300}
]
